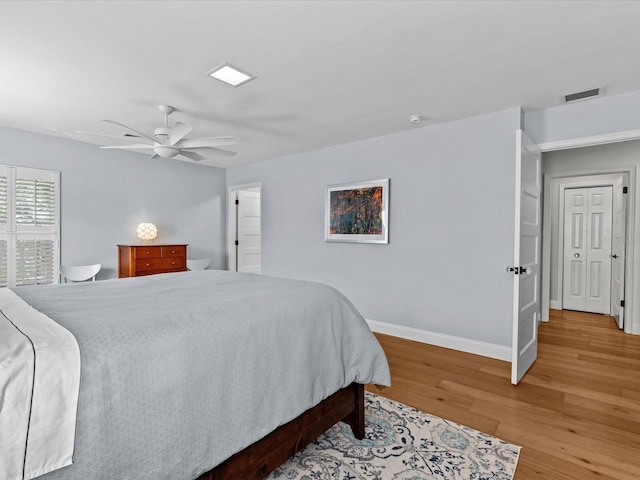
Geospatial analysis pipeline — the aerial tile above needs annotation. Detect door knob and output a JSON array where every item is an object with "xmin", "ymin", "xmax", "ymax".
[{"xmin": 574, "ymin": 253, "xmax": 580, "ymax": 258}]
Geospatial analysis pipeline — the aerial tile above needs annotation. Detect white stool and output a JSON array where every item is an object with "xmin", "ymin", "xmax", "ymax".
[
  {"xmin": 187, "ymin": 258, "xmax": 211, "ymax": 271},
  {"xmin": 60, "ymin": 264, "xmax": 102, "ymax": 282}
]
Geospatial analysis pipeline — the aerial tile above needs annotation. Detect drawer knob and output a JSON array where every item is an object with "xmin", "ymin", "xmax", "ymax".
[
  {"xmin": 171, "ymin": 261, "xmax": 176, "ymax": 265},
  {"xmin": 146, "ymin": 263, "xmax": 151, "ymax": 267},
  {"xmin": 146, "ymin": 251, "xmax": 150, "ymax": 255},
  {"xmin": 171, "ymin": 250, "xmax": 175, "ymax": 254}
]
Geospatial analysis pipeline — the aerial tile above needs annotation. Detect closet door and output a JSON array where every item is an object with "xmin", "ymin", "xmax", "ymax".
[
  {"xmin": 562, "ymin": 187, "xmax": 613, "ymax": 314},
  {"xmin": 563, "ymin": 188, "xmax": 587, "ymax": 311},
  {"xmin": 584, "ymin": 187, "xmax": 613, "ymax": 313}
]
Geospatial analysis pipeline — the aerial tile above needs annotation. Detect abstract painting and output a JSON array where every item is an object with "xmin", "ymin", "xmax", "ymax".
[{"xmin": 325, "ymin": 178, "xmax": 389, "ymax": 243}]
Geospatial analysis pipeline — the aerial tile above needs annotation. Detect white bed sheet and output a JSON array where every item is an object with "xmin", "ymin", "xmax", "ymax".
[{"xmin": 0, "ymin": 288, "xmax": 81, "ymax": 480}]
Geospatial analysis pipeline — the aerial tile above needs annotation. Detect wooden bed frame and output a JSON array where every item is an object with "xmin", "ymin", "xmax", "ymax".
[{"xmin": 196, "ymin": 383, "xmax": 365, "ymax": 480}]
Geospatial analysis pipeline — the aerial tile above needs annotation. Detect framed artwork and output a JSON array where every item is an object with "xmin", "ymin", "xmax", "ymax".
[{"xmin": 325, "ymin": 178, "xmax": 389, "ymax": 244}]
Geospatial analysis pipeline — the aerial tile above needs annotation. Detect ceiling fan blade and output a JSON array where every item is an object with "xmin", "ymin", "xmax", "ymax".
[
  {"xmin": 185, "ymin": 146, "xmax": 238, "ymax": 158},
  {"xmin": 99, "ymin": 144, "xmax": 155, "ymax": 149},
  {"xmin": 176, "ymin": 136, "xmax": 235, "ymax": 149},
  {"xmin": 178, "ymin": 150, "xmax": 207, "ymax": 162},
  {"xmin": 76, "ymin": 130, "xmax": 152, "ymax": 144},
  {"xmin": 168, "ymin": 121, "xmax": 192, "ymax": 146},
  {"xmin": 103, "ymin": 119, "xmax": 157, "ymax": 144}
]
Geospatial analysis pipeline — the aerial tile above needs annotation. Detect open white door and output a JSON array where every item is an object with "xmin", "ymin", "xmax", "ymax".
[
  {"xmin": 611, "ymin": 176, "xmax": 627, "ymax": 329},
  {"xmin": 236, "ymin": 190, "xmax": 262, "ymax": 274},
  {"xmin": 511, "ymin": 130, "xmax": 542, "ymax": 385}
]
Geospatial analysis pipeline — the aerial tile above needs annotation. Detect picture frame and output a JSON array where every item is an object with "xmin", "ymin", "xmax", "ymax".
[{"xmin": 325, "ymin": 178, "xmax": 389, "ymax": 244}]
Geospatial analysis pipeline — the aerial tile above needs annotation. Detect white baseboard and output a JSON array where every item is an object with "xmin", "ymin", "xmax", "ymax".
[
  {"xmin": 549, "ymin": 300, "xmax": 561, "ymax": 310},
  {"xmin": 366, "ymin": 319, "xmax": 511, "ymax": 362}
]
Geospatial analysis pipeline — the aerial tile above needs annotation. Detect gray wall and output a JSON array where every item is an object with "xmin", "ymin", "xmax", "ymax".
[
  {"xmin": 525, "ymin": 90, "xmax": 640, "ymax": 144},
  {"xmin": 227, "ymin": 108, "xmax": 522, "ymax": 347},
  {"xmin": 0, "ymin": 126, "xmax": 227, "ymax": 279}
]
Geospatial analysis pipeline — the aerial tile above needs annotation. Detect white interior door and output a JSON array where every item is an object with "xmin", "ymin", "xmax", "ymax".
[
  {"xmin": 611, "ymin": 177, "xmax": 627, "ymax": 328},
  {"xmin": 562, "ymin": 187, "xmax": 612, "ymax": 314},
  {"xmin": 236, "ymin": 190, "xmax": 262, "ymax": 274},
  {"xmin": 511, "ymin": 130, "xmax": 541, "ymax": 385},
  {"xmin": 562, "ymin": 188, "xmax": 587, "ymax": 310}
]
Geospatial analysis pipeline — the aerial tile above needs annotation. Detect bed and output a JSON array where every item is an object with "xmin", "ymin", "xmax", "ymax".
[{"xmin": 1, "ymin": 270, "xmax": 390, "ymax": 480}]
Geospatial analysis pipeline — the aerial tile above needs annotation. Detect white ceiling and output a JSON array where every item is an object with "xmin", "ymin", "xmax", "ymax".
[{"xmin": 2, "ymin": 1, "xmax": 640, "ymax": 168}]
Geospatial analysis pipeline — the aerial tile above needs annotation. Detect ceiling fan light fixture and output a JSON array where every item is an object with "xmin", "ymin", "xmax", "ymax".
[
  {"xmin": 154, "ymin": 145, "xmax": 180, "ymax": 158},
  {"xmin": 206, "ymin": 62, "xmax": 256, "ymax": 87}
]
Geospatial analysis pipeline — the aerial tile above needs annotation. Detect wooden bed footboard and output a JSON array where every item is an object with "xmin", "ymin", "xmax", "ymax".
[{"xmin": 197, "ymin": 382, "xmax": 365, "ymax": 480}]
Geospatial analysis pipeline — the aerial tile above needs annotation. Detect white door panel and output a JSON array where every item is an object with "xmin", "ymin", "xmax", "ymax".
[
  {"xmin": 511, "ymin": 130, "xmax": 541, "ymax": 385},
  {"xmin": 236, "ymin": 190, "xmax": 262, "ymax": 274},
  {"xmin": 611, "ymin": 177, "xmax": 627, "ymax": 328},
  {"xmin": 586, "ymin": 188, "xmax": 612, "ymax": 313},
  {"xmin": 563, "ymin": 190, "xmax": 586, "ymax": 310}
]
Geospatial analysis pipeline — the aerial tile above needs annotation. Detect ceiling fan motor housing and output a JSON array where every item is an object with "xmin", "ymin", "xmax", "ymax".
[{"xmin": 154, "ymin": 127, "xmax": 171, "ymax": 137}]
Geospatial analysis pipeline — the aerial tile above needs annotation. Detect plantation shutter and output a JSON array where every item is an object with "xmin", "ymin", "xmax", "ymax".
[
  {"xmin": 0, "ymin": 239, "xmax": 7, "ymax": 287},
  {"xmin": 0, "ymin": 168, "xmax": 9, "ymax": 286},
  {"xmin": 15, "ymin": 238, "xmax": 56, "ymax": 286},
  {"xmin": 15, "ymin": 177, "xmax": 57, "ymax": 228},
  {"xmin": 0, "ymin": 165, "xmax": 60, "ymax": 287},
  {"xmin": 0, "ymin": 175, "xmax": 8, "ymax": 228}
]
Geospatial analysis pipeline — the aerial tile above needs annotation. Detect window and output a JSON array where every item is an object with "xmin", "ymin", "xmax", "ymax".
[{"xmin": 0, "ymin": 165, "xmax": 60, "ymax": 287}]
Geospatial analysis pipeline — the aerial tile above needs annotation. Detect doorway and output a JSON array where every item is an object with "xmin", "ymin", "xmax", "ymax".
[
  {"xmin": 227, "ymin": 183, "xmax": 262, "ymax": 274},
  {"xmin": 542, "ymin": 169, "xmax": 631, "ymax": 331}
]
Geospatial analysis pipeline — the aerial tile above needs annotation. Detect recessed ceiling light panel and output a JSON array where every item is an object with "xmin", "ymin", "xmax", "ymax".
[{"xmin": 206, "ymin": 62, "xmax": 256, "ymax": 87}]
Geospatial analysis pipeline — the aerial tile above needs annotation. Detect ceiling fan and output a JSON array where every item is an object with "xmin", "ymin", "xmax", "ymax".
[{"xmin": 78, "ymin": 105, "xmax": 236, "ymax": 161}]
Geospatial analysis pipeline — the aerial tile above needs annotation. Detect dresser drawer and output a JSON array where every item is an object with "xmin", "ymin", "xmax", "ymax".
[
  {"xmin": 161, "ymin": 245, "xmax": 186, "ymax": 258},
  {"xmin": 133, "ymin": 246, "xmax": 162, "ymax": 259},
  {"xmin": 135, "ymin": 256, "xmax": 185, "ymax": 272}
]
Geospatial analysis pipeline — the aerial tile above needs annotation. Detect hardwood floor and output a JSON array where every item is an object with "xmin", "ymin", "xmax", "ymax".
[{"xmin": 366, "ymin": 309, "xmax": 640, "ymax": 479}]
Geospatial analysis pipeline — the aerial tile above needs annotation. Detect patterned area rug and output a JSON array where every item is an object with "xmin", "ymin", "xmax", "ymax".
[{"xmin": 267, "ymin": 392, "xmax": 520, "ymax": 480}]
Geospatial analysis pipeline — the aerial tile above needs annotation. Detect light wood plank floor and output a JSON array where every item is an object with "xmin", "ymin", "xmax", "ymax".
[{"xmin": 366, "ymin": 309, "xmax": 640, "ymax": 479}]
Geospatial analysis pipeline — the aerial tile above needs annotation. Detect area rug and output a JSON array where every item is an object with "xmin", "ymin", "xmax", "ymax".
[{"xmin": 267, "ymin": 392, "xmax": 520, "ymax": 480}]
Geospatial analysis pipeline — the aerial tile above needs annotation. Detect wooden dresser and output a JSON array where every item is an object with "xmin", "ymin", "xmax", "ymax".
[{"xmin": 118, "ymin": 244, "xmax": 188, "ymax": 278}]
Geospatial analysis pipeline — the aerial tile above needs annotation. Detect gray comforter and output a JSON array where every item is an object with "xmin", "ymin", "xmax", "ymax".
[{"xmin": 14, "ymin": 270, "xmax": 390, "ymax": 480}]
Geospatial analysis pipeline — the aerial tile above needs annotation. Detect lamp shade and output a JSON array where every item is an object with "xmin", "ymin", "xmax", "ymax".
[{"xmin": 136, "ymin": 223, "xmax": 158, "ymax": 241}]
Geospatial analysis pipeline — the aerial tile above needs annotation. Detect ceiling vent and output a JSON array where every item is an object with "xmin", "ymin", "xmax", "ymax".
[{"xmin": 563, "ymin": 87, "xmax": 602, "ymax": 104}]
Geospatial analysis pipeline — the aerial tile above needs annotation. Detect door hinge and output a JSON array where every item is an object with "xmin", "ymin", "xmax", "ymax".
[
  {"xmin": 235, "ymin": 199, "xmax": 239, "ymax": 205},
  {"xmin": 623, "ymin": 187, "xmax": 628, "ymax": 194},
  {"xmin": 235, "ymin": 240, "xmax": 239, "ymax": 246},
  {"xmin": 621, "ymin": 300, "xmax": 625, "ymax": 307}
]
